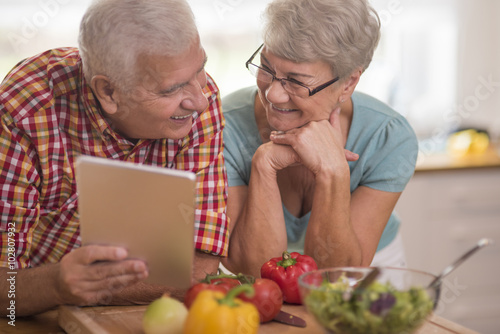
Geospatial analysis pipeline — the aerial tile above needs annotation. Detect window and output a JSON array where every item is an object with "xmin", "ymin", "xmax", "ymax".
[
  {"xmin": 3, "ymin": 0, "xmax": 495, "ymax": 144},
  {"xmin": 359, "ymin": 0, "xmax": 458, "ymax": 139}
]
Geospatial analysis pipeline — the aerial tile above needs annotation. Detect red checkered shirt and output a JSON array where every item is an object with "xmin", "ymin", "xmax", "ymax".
[{"xmin": 0, "ymin": 48, "xmax": 229, "ymax": 269}]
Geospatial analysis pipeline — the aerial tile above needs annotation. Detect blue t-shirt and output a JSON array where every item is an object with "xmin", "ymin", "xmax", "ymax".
[{"xmin": 222, "ymin": 86, "xmax": 418, "ymax": 253}]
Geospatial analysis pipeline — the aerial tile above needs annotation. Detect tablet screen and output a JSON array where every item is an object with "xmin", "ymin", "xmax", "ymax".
[{"xmin": 76, "ymin": 155, "xmax": 195, "ymax": 288}]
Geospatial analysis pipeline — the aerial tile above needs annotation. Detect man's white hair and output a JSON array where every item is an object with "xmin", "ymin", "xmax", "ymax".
[{"xmin": 79, "ymin": 0, "xmax": 198, "ymax": 91}]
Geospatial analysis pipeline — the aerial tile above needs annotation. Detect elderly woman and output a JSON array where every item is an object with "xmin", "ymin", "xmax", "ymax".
[{"xmin": 221, "ymin": 0, "xmax": 418, "ymax": 277}]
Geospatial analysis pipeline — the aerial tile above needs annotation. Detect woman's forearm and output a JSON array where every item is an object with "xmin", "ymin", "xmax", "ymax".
[
  {"xmin": 304, "ymin": 169, "xmax": 363, "ymax": 268},
  {"xmin": 226, "ymin": 159, "xmax": 288, "ymax": 277}
]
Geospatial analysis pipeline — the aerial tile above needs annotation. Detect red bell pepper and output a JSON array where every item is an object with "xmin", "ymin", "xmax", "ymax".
[{"xmin": 261, "ymin": 251, "xmax": 317, "ymax": 304}]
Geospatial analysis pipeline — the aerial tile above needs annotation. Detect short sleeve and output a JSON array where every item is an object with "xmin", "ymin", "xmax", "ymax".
[
  {"xmin": 223, "ymin": 130, "xmax": 251, "ymax": 187},
  {"xmin": 359, "ymin": 117, "xmax": 418, "ymax": 192}
]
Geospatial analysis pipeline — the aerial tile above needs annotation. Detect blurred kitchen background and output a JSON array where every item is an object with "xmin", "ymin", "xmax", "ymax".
[{"xmin": 1, "ymin": 0, "xmax": 499, "ymax": 332}]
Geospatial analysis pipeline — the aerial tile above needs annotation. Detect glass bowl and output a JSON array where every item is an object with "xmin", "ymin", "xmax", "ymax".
[{"xmin": 298, "ymin": 267, "xmax": 440, "ymax": 334}]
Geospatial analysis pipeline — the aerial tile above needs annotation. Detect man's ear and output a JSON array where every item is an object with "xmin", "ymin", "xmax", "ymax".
[
  {"xmin": 338, "ymin": 68, "xmax": 362, "ymax": 103},
  {"xmin": 90, "ymin": 75, "xmax": 119, "ymax": 115}
]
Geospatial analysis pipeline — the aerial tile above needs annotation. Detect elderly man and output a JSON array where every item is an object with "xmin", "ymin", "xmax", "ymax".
[{"xmin": 0, "ymin": 0, "xmax": 228, "ymax": 316}]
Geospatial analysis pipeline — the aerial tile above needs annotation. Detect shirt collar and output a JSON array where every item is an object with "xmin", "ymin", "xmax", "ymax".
[{"xmin": 78, "ymin": 65, "xmax": 114, "ymax": 141}]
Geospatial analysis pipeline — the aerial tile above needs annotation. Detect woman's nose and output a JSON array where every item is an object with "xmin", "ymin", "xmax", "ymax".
[{"xmin": 265, "ymin": 79, "xmax": 291, "ymax": 105}]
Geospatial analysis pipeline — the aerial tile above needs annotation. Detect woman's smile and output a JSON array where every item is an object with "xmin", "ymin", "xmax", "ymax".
[{"xmin": 271, "ymin": 104, "xmax": 298, "ymax": 114}]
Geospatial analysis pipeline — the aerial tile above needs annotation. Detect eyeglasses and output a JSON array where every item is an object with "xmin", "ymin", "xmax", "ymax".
[{"xmin": 245, "ymin": 44, "xmax": 340, "ymax": 98}]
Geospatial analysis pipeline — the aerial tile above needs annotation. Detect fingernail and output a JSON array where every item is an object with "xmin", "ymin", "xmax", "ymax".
[
  {"xmin": 133, "ymin": 262, "xmax": 145, "ymax": 272},
  {"xmin": 115, "ymin": 248, "xmax": 127, "ymax": 258},
  {"xmin": 137, "ymin": 271, "xmax": 148, "ymax": 280}
]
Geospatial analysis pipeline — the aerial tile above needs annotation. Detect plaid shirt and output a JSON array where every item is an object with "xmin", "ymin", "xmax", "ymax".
[{"xmin": 0, "ymin": 48, "xmax": 229, "ymax": 269}]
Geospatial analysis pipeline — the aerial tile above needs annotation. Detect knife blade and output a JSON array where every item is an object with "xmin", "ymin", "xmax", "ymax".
[{"xmin": 273, "ymin": 310, "xmax": 307, "ymax": 327}]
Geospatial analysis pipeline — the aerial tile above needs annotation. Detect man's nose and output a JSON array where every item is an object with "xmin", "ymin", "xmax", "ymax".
[{"xmin": 181, "ymin": 79, "xmax": 209, "ymax": 112}]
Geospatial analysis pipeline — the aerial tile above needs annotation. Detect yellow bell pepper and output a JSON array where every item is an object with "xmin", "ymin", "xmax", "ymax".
[{"xmin": 183, "ymin": 284, "xmax": 259, "ymax": 334}]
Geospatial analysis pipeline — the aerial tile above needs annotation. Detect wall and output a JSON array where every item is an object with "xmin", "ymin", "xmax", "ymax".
[{"xmin": 457, "ymin": 0, "xmax": 500, "ymax": 140}]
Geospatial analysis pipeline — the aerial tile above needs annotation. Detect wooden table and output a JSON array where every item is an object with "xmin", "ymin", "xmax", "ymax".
[{"xmin": 0, "ymin": 304, "xmax": 479, "ymax": 334}]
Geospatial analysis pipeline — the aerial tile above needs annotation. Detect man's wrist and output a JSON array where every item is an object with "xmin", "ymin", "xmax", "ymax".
[{"xmin": 46, "ymin": 262, "xmax": 65, "ymax": 306}]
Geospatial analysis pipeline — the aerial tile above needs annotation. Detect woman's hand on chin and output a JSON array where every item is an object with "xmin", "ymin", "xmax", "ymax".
[
  {"xmin": 269, "ymin": 124, "xmax": 348, "ymax": 177},
  {"xmin": 253, "ymin": 140, "xmax": 300, "ymax": 174}
]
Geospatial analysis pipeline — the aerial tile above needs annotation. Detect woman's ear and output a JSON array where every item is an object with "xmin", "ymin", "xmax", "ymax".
[
  {"xmin": 90, "ymin": 75, "xmax": 119, "ymax": 115},
  {"xmin": 338, "ymin": 68, "xmax": 362, "ymax": 103}
]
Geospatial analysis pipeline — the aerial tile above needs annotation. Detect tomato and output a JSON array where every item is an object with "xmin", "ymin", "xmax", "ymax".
[
  {"xmin": 209, "ymin": 277, "xmax": 241, "ymax": 291},
  {"xmin": 184, "ymin": 283, "xmax": 227, "ymax": 309},
  {"xmin": 184, "ymin": 274, "xmax": 243, "ymax": 309},
  {"xmin": 237, "ymin": 278, "xmax": 283, "ymax": 323}
]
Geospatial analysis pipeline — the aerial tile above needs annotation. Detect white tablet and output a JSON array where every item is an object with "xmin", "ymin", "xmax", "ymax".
[{"xmin": 76, "ymin": 155, "xmax": 195, "ymax": 288}]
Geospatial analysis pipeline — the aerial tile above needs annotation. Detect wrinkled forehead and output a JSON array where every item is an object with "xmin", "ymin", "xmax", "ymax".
[{"xmin": 132, "ymin": 39, "xmax": 206, "ymax": 88}]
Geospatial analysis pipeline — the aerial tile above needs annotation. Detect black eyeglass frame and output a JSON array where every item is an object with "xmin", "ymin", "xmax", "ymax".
[{"xmin": 245, "ymin": 44, "xmax": 340, "ymax": 97}]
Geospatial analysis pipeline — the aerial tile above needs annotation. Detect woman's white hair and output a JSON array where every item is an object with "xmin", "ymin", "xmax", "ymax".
[
  {"xmin": 78, "ymin": 0, "xmax": 198, "ymax": 91},
  {"xmin": 263, "ymin": 0, "xmax": 381, "ymax": 79}
]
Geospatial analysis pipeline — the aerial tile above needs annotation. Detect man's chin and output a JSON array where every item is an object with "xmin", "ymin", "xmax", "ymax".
[{"xmin": 163, "ymin": 126, "xmax": 192, "ymax": 140}]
